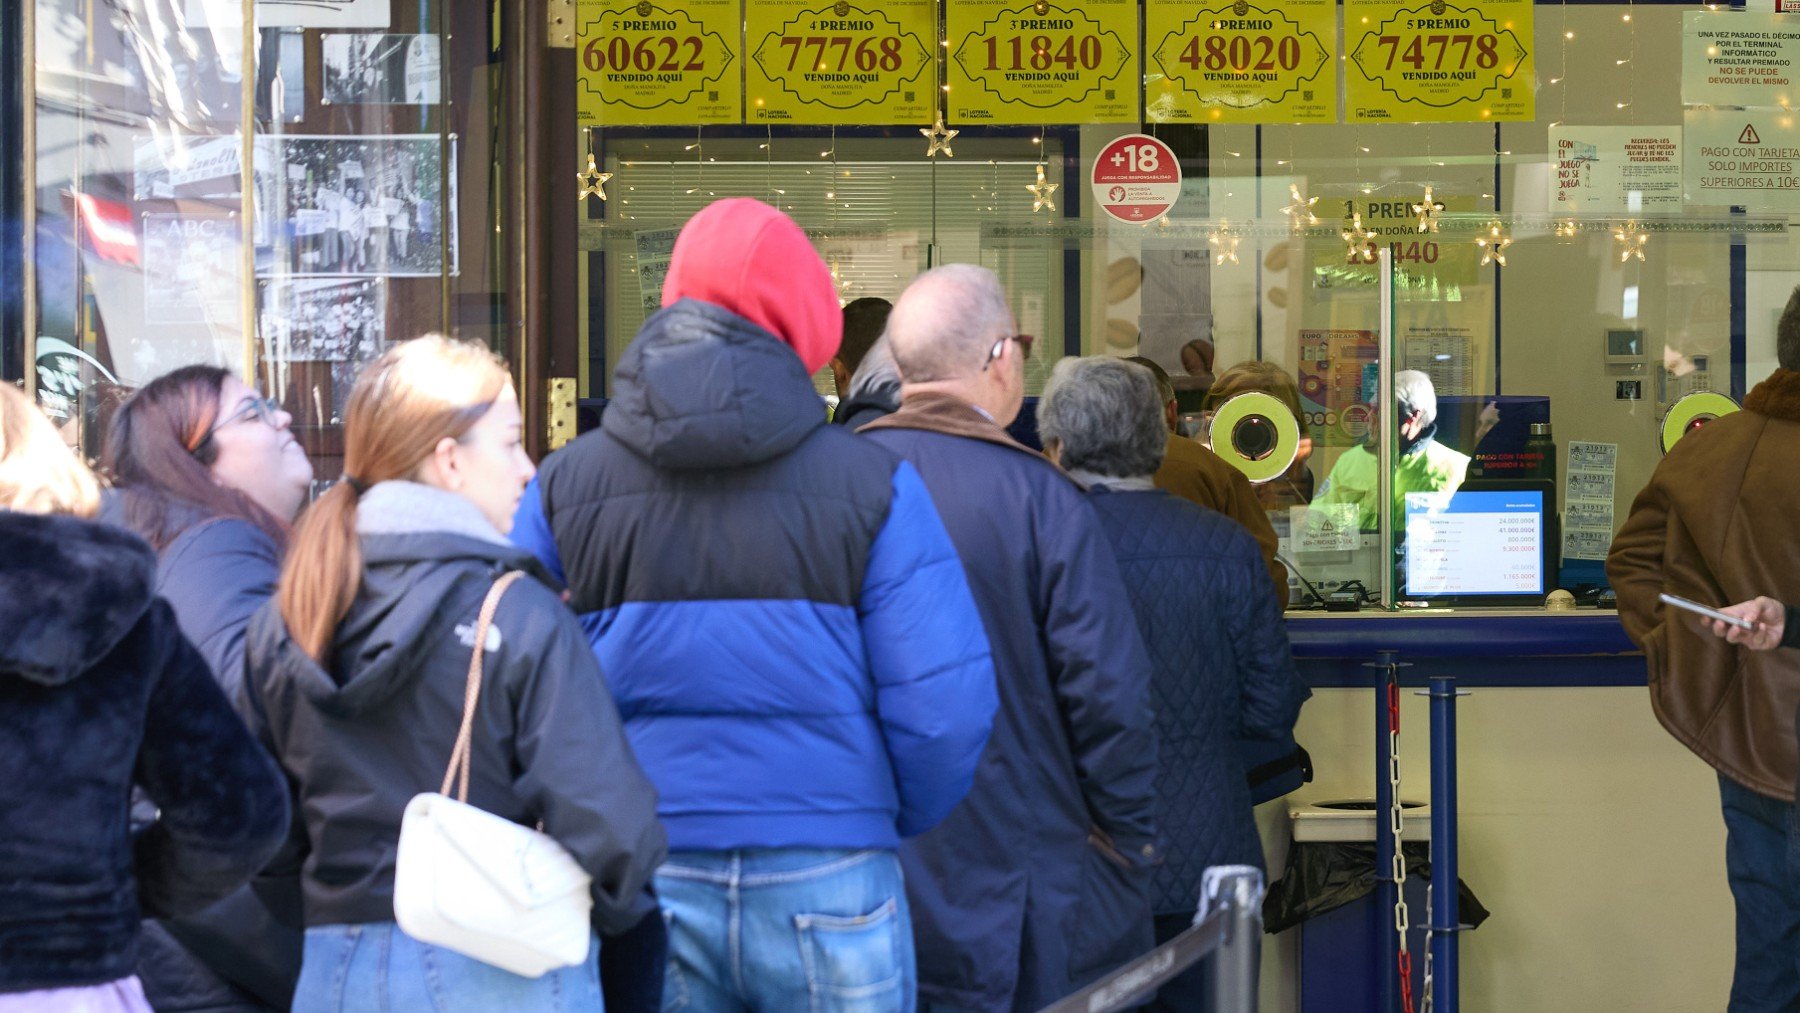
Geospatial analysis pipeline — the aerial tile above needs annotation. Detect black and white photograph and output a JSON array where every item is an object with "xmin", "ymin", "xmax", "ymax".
[
  {"xmin": 322, "ymin": 34, "xmax": 441, "ymax": 105},
  {"xmin": 133, "ymin": 133, "xmax": 456, "ymax": 278},
  {"xmin": 258, "ymin": 134, "xmax": 455, "ymax": 277},
  {"xmin": 134, "ymin": 135, "xmax": 242, "ymax": 202},
  {"xmin": 259, "ymin": 277, "xmax": 386, "ymax": 363},
  {"xmin": 142, "ymin": 212, "xmax": 242, "ymax": 330},
  {"xmin": 271, "ymin": 29, "xmax": 308, "ymax": 121}
]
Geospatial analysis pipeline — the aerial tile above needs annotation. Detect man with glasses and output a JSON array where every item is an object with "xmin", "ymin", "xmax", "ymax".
[{"xmin": 861, "ymin": 264, "xmax": 1158, "ymax": 1013}]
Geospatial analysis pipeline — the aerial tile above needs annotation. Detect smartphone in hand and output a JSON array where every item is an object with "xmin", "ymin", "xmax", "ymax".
[{"xmin": 1660, "ymin": 592, "xmax": 1755, "ymax": 630}]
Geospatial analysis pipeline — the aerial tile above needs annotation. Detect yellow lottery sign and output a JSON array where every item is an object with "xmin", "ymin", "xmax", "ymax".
[
  {"xmin": 948, "ymin": 0, "xmax": 1138, "ymax": 125},
  {"xmin": 1345, "ymin": 0, "xmax": 1533, "ymax": 122},
  {"xmin": 1147, "ymin": 0, "xmax": 1335, "ymax": 123},
  {"xmin": 748, "ymin": 1, "xmax": 935, "ymax": 124},
  {"xmin": 1311, "ymin": 195, "xmax": 1481, "ymax": 288},
  {"xmin": 576, "ymin": 0, "xmax": 739, "ymax": 126}
]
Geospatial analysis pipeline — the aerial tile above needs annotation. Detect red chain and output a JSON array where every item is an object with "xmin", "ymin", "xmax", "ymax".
[{"xmin": 1389, "ymin": 671, "xmax": 1411, "ymax": 1013}]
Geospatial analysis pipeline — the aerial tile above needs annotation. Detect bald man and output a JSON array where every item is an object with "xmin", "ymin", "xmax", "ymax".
[{"xmin": 860, "ymin": 264, "xmax": 1157, "ymax": 1012}]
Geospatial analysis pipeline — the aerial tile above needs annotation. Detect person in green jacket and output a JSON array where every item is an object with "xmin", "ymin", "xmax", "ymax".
[{"xmin": 1311, "ymin": 369, "xmax": 1469, "ymax": 532}]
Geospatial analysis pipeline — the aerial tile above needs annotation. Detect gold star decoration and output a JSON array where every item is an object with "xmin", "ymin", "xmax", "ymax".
[
  {"xmin": 1554, "ymin": 219, "xmax": 1580, "ymax": 238},
  {"xmin": 921, "ymin": 115, "xmax": 958, "ymax": 158},
  {"xmin": 1026, "ymin": 163, "xmax": 1058, "ymax": 213},
  {"xmin": 829, "ymin": 262, "xmax": 853, "ymax": 294},
  {"xmin": 1208, "ymin": 219, "xmax": 1242, "ymax": 265},
  {"xmin": 1280, "ymin": 184, "xmax": 1320, "ymax": 232},
  {"xmin": 1411, "ymin": 185, "xmax": 1445, "ymax": 233},
  {"xmin": 577, "ymin": 153, "xmax": 612, "ymax": 201},
  {"xmin": 1614, "ymin": 220, "xmax": 1649, "ymax": 262},
  {"xmin": 1476, "ymin": 219, "xmax": 1511, "ymax": 267},
  {"xmin": 1342, "ymin": 211, "xmax": 1380, "ymax": 264}
]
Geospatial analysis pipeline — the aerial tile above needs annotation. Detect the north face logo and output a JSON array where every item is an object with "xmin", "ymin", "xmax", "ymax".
[
  {"xmin": 1741, "ymin": 123, "xmax": 1762, "ymax": 145},
  {"xmin": 454, "ymin": 621, "xmax": 503, "ymax": 653}
]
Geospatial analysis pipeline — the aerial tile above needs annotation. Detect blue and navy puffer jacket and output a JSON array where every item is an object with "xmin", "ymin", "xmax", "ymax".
[{"xmin": 513, "ymin": 297, "xmax": 998, "ymax": 853}]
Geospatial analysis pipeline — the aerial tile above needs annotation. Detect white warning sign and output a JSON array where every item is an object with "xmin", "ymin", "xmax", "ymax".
[
  {"xmin": 1683, "ymin": 108, "xmax": 1800, "ymax": 210},
  {"xmin": 1550, "ymin": 125, "xmax": 1683, "ymax": 214},
  {"xmin": 1682, "ymin": 11, "xmax": 1800, "ymax": 109}
]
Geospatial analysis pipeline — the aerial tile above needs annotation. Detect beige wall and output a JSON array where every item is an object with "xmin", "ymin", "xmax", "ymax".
[{"xmin": 1255, "ymin": 683, "xmax": 1732, "ymax": 1012}]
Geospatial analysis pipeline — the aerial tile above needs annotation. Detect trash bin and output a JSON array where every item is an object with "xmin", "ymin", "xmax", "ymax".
[{"xmin": 1269, "ymin": 800, "xmax": 1487, "ymax": 1013}]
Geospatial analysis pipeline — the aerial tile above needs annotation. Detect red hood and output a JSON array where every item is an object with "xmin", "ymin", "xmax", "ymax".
[{"xmin": 661, "ymin": 198, "xmax": 841, "ymax": 374}]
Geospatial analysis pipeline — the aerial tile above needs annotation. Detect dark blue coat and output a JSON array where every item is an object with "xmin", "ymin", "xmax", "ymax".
[
  {"xmin": 151, "ymin": 518, "xmax": 278, "ymax": 702},
  {"xmin": 141, "ymin": 520, "xmax": 303, "ymax": 1013},
  {"xmin": 0, "ymin": 511, "xmax": 289, "ymax": 995},
  {"xmin": 512, "ymin": 298, "xmax": 996, "ymax": 854},
  {"xmin": 98, "ymin": 499, "xmax": 303, "ymax": 1012},
  {"xmin": 1085, "ymin": 485, "xmax": 1310, "ymax": 916},
  {"xmin": 863, "ymin": 396, "xmax": 1159, "ymax": 1013}
]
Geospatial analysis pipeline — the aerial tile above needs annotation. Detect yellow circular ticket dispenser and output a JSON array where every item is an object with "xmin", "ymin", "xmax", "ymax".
[
  {"xmin": 1211, "ymin": 391, "xmax": 1302, "ymax": 484},
  {"xmin": 1659, "ymin": 391, "xmax": 1741, "ymax": 455}
]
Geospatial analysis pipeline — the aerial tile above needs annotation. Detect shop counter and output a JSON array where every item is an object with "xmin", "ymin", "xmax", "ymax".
[{"xmin": 1284, "ymin": 609, "xmax": 1643, "ymax": 687}]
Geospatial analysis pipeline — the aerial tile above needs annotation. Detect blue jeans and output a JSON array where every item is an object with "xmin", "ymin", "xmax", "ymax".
[
  {"xmin": 292, "ymin": 922, "xmax": 603, "ymax": 1012},
  {"xmin": 656, "ymin": 848, "xmax": 914, "ymax": 1012},
  {"xmin": 1719, "ymin": 775, "xmax": 1800, "ymax": 1012}
]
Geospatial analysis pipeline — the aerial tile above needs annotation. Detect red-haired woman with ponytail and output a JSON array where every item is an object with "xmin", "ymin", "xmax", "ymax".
[{"xmin": 240, "ymin": 335, "xmax": 665, "ymax": 1012}]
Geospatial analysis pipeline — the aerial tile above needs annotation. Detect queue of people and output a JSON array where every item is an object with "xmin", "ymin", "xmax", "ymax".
[{"xmin": 0, "ymin": 199, "xmax": 1308, "ymax": 1013}]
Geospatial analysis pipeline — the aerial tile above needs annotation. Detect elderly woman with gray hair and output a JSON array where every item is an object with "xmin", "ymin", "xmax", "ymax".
[{"xmin": 1038, "ymin": 356, "xmax": 1310, "ymax": 1011}]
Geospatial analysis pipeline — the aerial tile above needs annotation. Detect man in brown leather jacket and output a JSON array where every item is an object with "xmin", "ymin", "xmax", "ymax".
[{"xmin": 1608, "ymin": 284, "xmax": 1800, "ymax": 1010}]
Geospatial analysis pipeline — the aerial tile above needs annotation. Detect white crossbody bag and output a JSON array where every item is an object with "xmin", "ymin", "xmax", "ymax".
[{"xmin": 393, "ymin": 571, "xmax": 595, "ymax": 978}]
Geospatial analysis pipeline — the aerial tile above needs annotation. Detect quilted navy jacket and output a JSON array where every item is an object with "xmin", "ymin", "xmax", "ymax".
[
  {"xmin": 98, "ymin": 499, "xmax": 301, "ymax": 1012},
  {"xmin": 1085, "ymin": 485, "xmax": 1310, "ymax": 916},
  {"xmin": 512, "ymin": 298, "xmax": 997, "ymax": 852}
]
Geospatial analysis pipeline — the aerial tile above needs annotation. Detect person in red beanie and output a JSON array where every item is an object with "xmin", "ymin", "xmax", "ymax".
[{"xmin": 510, "ymin": 199, "xmax": 998, "ymax": 1011}]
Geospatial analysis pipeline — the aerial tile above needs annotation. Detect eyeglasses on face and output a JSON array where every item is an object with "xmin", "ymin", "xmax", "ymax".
[
  {"xmin": 983, "ymin": 333, "xmax": 1035, "ymax": 370},
  {"xmin": 192, "ymin": 395, "xmax": 283, "ymax": 453}
]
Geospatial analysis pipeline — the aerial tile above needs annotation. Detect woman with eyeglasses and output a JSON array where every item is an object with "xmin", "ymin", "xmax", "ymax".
[
  {"xmin": 0, "ymin": 381, "xmax": 290, "ymax": 1013},
  {"xmin": 99, "ymin": 366, "xmax": 314, "ymax": 1013},
  {"xmin": 104, "ymin": 367, "xmax": 314, "ymax": 687}
]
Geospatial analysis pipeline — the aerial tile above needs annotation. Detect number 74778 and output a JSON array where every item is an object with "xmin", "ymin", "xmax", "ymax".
[{"xmin": 1374, "ymin": 33, "xmax": 1500, "ymax": 72}]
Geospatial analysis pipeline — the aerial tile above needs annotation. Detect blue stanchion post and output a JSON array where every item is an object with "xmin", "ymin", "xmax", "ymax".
[
  {"xmin": 1428, "ymin": 674, "xmax": 1460, "ymax": 1013},
  {"xmin": 1371, "ymin": 650, "xmax": 1402, "ymax": 1013}
]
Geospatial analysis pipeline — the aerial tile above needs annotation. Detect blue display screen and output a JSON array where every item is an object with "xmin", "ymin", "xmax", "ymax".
[{"xmin": 1404, "ymin": 489, "xmax": 1546, "ymax": 597}]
